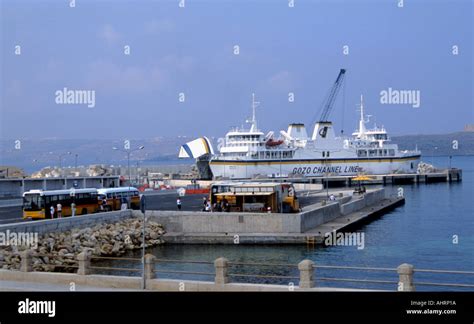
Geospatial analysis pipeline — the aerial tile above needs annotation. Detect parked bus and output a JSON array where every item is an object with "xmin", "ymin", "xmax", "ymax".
[
  {"xmin": 22, "ymin": 188, "xmax": 100, "ymax": 220},
  {"xmin": 97, "ymin": 187, "xmax": 140, "ymax": 211},
  {"xmin": 209, "ymin": 182, "xmax": 300, "ymax": 213}
]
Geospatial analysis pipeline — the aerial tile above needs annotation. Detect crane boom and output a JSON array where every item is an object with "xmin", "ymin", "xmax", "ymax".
[{"xmin": 318, "ymin": 68, "xmax": 346, "ymax": 122}]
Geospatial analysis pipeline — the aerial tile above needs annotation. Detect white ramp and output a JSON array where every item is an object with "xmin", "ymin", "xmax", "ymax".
[{"xmin": 178, "ymin": 137, "xmax": 214, "ymax": 159}]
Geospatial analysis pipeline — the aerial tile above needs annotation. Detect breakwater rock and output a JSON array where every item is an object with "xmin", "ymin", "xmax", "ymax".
[{"xmin": 0, "ymin": 218, "xmax": 165, "ymax": 272}]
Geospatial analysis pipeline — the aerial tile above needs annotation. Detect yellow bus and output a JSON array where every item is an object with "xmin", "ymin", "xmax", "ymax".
[
  {"xmin": 97, "ymin": 187, "xmax": 140, "ymax": 211},
  {"xmin": 22, "ymin": 188, "xmax": 100, "ymax": 220}
]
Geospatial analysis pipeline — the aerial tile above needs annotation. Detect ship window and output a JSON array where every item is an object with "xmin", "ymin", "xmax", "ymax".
[
  {"xmin": 265, "ymin": 152, "xmax": 270, "ymax": 159},
  {"xmin": 369, "ymin": 150, "xmax": 377, "ymax": 157},
  {"xmin": 327, "ymin": 151, "xmax": 330, "ymax": 157},
  {"xmin": 322, "ymin": 151, "xmax": 325, "ymax": 157},
  {"xmin": 389, "ymin": 149, "xmax": 395, "ymax": 156},
  {"xmin": 357, "ymin": 150, "xmax": 367, "ymax": 157}
]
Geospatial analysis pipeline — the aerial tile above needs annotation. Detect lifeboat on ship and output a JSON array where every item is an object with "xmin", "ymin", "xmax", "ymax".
[{"xmin": 265, "ymin": 138, "xmax": 284, "ymax": 147}]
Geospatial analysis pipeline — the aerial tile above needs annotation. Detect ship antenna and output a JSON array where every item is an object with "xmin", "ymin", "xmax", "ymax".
[
  {"xmin": 249, "ymin": 93, "xmax": 260, "ymax": 132},
  {"xmin": 358, "ymin": 94, "xmax": 367, "ymax": 138}
]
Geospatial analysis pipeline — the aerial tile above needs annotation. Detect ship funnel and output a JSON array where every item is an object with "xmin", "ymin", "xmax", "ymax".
[
  {"xmin": 287, "ymin": 123, "xmax": 308, "ymax": 140},
  {"xmin": 312, "ymin": 121, "xmax": 335, "ymax": 141}
]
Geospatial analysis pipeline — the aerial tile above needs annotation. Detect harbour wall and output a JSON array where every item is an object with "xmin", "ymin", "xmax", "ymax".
[
  {"xmin": 0, "ymin": 210, "xmax": 134, "ymax": 235},
  {"xmin": 340, "ymin": 188, "xmax": 386, "ymax": 216}
]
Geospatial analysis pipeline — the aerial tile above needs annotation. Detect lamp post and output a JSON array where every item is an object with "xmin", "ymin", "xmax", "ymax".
[
  {"xmin": 113, "ymin": 145, "xmax": 146, "ymax": 290},
  {"xmin": 136, "ymin": 161, "xmax": 141, "ymax": 185},
  {"xmin": 113, "ymin": 145, "xmax": 145, "ymax": 208},
  {"xmin": 74, "ymin": 153, "xmax": 78, "ymax": 174},
  {"xmin": 58, "ymin": 152, "xmax": 71, "ymax": 174},
  {"xmin": 58, "ymin": 152, "xmax": 71, "ymax": 185}
]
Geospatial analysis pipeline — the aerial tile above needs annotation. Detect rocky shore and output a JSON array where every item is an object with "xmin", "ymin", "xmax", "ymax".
[{"xmin": 0, "ymin": 218, "xmax": 165, "ymax": 272}]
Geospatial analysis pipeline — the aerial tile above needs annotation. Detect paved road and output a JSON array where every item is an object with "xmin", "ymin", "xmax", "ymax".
[
  {"xmin": 144, "ymin": 192, "xmax": 208, "ymax": 211},
  {"xmin": 0, "ymin": 205, "xmax": 23, "ymax": 224}
]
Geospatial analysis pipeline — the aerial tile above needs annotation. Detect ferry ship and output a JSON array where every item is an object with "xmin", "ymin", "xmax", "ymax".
[{"xmin": 179, "ymin": 71, "xmax": 421, "ymax": 179}]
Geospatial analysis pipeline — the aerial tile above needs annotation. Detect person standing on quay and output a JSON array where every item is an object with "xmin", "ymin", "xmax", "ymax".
[
  {"xmin": 50, "ymin": 205, "xmax": 55, "ymax": 219},
  {"xmin": 56, "ymin": 202, "xmax": 62, "ymax": 218},
  {"xmin": 71, "ymin": 202, "xmax": 76, "ymax": 217},
  {"xmin": 177, "ymin": 197, "xmax": 182, "ymax": 211}
]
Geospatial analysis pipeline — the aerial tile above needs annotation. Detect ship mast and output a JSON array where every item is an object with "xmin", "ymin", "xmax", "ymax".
[
  {"xmin": 249, "ymin": 93, "xmax": 260, "ymax": 132},
  {"xmin": 358, "ymin": 94, "xmax": 366, "ymax": 138}
]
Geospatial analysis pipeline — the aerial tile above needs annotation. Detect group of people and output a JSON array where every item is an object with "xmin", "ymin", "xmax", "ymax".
[
  {"xmin": 175, "ymin": 196, "xmax": 231, "ymax": 212},
  {"xmin": 354, "ymin": 186, "xmax": 367, "ymax": 194},
  {"xmin": 204, "ymin": 197, "xmax": 230, "ymax": 212},
  {"xmin": 49, "ymin": 202, "xmax": 76, "ymax": 219}
]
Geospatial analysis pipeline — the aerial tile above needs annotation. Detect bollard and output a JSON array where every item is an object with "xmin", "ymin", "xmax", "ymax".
[
  {"xmin": 77, "ymin": 251, "xmax": 91, "ymax": 275},
  {"xmin": 214, "ymin": 257, "xmax": 229, "ymax": 284},
  {"xmin": 298, "ymin": 259, "xmax": 315, "ymax": 288},
  {"xmin": 20, "ymin": 250, "xmax": 32, "ymax": 272},
  {"xmin": 144, "ymin": 254, "xmax": 156, "ymax": 280},
  {"xmin": 397, "ymin": 263, "xmax": 415, "ymax": 291}
]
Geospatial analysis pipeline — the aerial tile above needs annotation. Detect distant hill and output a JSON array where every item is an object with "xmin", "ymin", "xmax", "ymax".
[
  {"xmin": 1, "ymin": 132, "xmax": 472, "ymax": 173},
  {"xmin": 392, "ymin": 132, "xmax": 474, "ymax": 156}
]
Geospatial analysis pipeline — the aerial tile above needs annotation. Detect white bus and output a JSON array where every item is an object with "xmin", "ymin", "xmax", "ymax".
[{"xmin": 97, "ymin": 187, "xmax": 140, "ymax": 211}]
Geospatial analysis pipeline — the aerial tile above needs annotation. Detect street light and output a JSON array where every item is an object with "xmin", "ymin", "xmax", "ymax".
[
  {"xmin": 112, "ymin": 145, "xmax": 145, "ymax": 208},
  {"xmin": 58, "ymin": 152, "xmax": 71, "ymax": 179},
  {"xmin": 74, "ymin": 153, "xmax": 78, "ymax": 174},
  {"xmin": 58, "ymin": 152, "xmax": 71, "ymax": 170},
  {"xmin": 113, "ymin": 145, "xmax": 146, "ymax": 290}
]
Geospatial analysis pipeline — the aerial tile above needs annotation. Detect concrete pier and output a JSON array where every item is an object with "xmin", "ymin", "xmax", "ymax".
[
  {"xmin": 145, "ymin": 188, "xmax": 404, "ymax": 244},
  {"xmin": 302, "ymin": 169, "xmax": 462, "ymax": 187},
  {"xmin": 163, "ymin": 169, "xmax": 462, "ymax": 189}
]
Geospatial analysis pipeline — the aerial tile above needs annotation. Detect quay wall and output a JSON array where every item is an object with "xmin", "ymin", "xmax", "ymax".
[
  {"xmin": 340, "ymin": 189, "xmax": 386, "ymax": 216},
  {"xmin": 145, "ymin": 210, "xmax": 302, "ymax": 233},
  {"xmin": 0, "ymin": 210, "xmax": 134, "ymax": 235},
  {"xmin": 300, "ymin": 203, "xmax": 340, "ymax": 232}
]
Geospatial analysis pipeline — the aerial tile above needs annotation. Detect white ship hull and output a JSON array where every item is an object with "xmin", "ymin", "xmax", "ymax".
[{"xmin": 209, "ymin": 155, "xmax": 421, "ymax": 179}]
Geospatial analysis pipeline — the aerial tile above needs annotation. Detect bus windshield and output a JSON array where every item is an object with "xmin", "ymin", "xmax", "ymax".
[{"xmin": 23, "ymin": 194, "xmax": 43, "ymax": 211}]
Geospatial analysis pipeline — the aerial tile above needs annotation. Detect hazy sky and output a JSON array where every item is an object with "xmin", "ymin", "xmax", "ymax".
[{"xmin": 1, "ymin": 0, "xmax": 472, "ymax": 141}]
